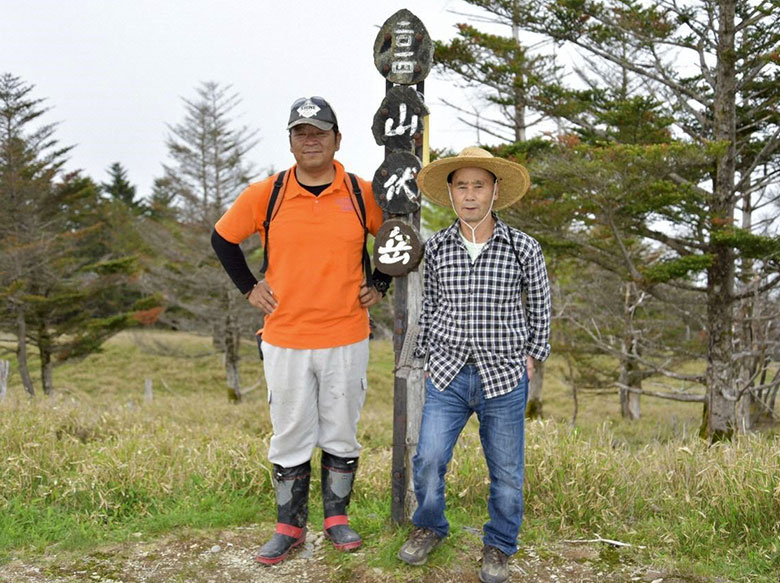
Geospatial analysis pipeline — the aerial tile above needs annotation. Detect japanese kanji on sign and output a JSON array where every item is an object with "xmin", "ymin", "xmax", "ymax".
[
  {"xmin": 371, "ymin": 86, "xmax": 429, "ymax": 152},
  {"xmin": 373, "ymin": 219, "xmax": 423, "ymax": 277},
  {"xmin": 372, "ymin": 8, "xmax": 432, "ymax": 523},
  {"xmin": 372, "ymin": 151, "xmax": 422, "ymax": 217},
  {"xmin": 373, "ymin": 9, "xmax": 433, "ymax": 85}
]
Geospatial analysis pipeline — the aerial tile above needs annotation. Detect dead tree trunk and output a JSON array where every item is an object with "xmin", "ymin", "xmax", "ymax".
[
  {"xmin": 619, "ymin": 283, "xmax": 641, "ymax": 420},
  {"xmin": 526, "ymin": 360, "xmax": 544, "ymax": 418},
  {"xmin": 39, "ymin": 323, "xmax": 54, "ymax": 395},
  {"xmin": 223, "ymin": 290, "xmax": 242, "ymax": 402},
  {"xmin": 15, "ymin": 308, "xmax": 35, "ymax": 397},
  {"xmin": 0, "ymin": 360, "xmax": 9, "ymax": 401},
  {"xmin": 619, "ymin": 357, "xmax": 642, "ymax": 420},
  {"xmin": 567, "ymin": 355, "xmax": 578, "ymax": 426}
]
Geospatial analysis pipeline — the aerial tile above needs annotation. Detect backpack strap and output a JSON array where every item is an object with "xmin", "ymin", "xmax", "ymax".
[
  {"xmin": 260, "ymin": 170, "xmax": 288, "ymax": 274},
  {"xmin": 346, "ymin": 173, "xmax": 373, "ymax": 288},
  {"xmin": 260, "ymin": 170, "xmax": 373, "ymax": 287}
]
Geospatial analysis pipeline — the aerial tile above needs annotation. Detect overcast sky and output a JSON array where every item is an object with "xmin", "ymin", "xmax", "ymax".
[{"xmin": 1, "ymin": 0, "xmax": 487, "ymax": 197}]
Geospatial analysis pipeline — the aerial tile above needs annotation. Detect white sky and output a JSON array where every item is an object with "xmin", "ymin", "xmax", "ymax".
[{"xmin": 1, "ymin": 0, "xmax": 484, "ymax": 197}]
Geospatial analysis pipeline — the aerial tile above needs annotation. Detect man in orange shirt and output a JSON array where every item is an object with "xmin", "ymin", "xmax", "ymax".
[{"xmin": 211, "ymin": 96, "xmax": 390, "ymax": 564}]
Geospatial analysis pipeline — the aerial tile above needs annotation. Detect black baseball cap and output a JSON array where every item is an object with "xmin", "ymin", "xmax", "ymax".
[{"xmin": 287, "ymin": 96, "xmax": 338, "ymax": 131}]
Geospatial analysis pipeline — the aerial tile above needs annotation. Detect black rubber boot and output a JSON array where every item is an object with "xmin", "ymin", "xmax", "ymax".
[
  {"xmin": 255, "ymin": 461, "xmax": 310, "ymax": 565},
  {"xmin": 321, "ymin": 452, "xmax": 362, "ymax": 551}
]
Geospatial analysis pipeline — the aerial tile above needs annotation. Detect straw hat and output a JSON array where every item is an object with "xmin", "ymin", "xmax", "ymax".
[{"xmin": 417, "ymin": 146, "xmax": 530, "ymax": 210}]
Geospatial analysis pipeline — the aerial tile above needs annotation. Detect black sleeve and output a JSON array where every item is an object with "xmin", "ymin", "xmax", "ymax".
[{"xmin": 211, "ymin": 229, "xmax": 258, "ymax": 295}]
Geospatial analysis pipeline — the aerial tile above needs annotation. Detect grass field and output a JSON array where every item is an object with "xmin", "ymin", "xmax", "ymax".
[{"xmin": 1, "ymin": 331, "xmax": 779, "ymax": 582}]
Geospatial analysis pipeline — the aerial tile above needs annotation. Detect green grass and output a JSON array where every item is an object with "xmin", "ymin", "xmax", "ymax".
[{"xmin": 1, "ymin": 330, "xmax": 779, "ymax": 582}]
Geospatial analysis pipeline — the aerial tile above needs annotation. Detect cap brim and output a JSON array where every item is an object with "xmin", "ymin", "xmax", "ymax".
[
  {"xmin": 417, "ymin": 156, "xmax": 530, "ymax": 210},
  {"xmin": 287, "ymin": 118, "xmax": 335, "ymax": 131}
]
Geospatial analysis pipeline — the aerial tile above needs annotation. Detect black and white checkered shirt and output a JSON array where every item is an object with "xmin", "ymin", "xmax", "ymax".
[{"xmin": 414, "ymin": 218, "xmax": 552, "ymax": 399}]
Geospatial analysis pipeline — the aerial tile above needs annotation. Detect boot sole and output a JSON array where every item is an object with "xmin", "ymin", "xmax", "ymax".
[
  {"xmin": 255, "ymin": 536, "xmax": 306, "ymax": 565},
  {"xmin": 397, "ymin": 550, "xmax": 429, "ymax": 566},
  {"xmin": 328, "ymin": 537, "xmax": 363, "ymax": 552},
  {"xmin": 324, "ymin": 529, "xmax": 362, "ymax": 552},
  {"xmin": 479, "ymin": 571, "xmax": 508, "ymax": 583},
  {"xmin": 323, "ymin": 522, "xmax": 362, "ymax": 552}
]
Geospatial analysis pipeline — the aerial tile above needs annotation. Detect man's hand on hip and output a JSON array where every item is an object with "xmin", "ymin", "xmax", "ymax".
[
  {"xmin": 247, "ymin": 279, "xmax": 278, "ymax": 314},
  {"xmin": 359, "ymin": 280, "xmax": 382, "ymax": 308}
]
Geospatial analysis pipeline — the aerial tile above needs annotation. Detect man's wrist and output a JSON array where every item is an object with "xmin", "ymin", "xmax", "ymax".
[{"xmin": 245, "ymin": 281, "xmax": 259, "ymax": 299}]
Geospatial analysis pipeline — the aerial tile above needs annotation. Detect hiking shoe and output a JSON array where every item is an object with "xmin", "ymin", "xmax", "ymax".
[
  {"xmin": 397, "ymin": 527, "xmax": 443, "ymax": 566},
  {"xmin": 479, "ymin": 545, "xmax": 509, "ymax": 583}
]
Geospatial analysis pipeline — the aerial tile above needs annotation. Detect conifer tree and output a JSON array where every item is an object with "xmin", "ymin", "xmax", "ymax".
[
  {"xmin": 435, "ymin": 0, "xmax": 780, "ymax": 437},
  {"xmin": 146, "ymin": 81, "xmax": 259, "ymax": 400},
  {"xmin": 434, "ymin": 3, "xmax": 561, "ymax": 142},
  {"xmin": 521, "ymin": 0, "xmax": 780, "ymax": 438},
  {"xmin": 0, "ymin": 74, "xmax": 144, "ymax": 395},
  {"xmin": 0, "ymin": 73, "xmax": 71, "ymax": 395},
  {"xmin": 101, "ymin": 161, "xmax": 139, "ymax": 209}
]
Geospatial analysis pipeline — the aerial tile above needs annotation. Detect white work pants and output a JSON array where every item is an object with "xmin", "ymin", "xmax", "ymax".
[{"xmin": 262, "ymin": 338, "xmax": 369, "ymax": 468}]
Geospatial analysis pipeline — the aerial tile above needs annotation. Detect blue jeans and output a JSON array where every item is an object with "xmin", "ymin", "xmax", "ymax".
[{"xmin": 411, "ymin": 364, "xmax": 528, "ymax": 555}]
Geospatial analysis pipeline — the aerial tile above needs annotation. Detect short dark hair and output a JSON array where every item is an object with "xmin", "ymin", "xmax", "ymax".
[{"xmin": 447, "ymin": 168, "xmax": 497, "ymax": 183}]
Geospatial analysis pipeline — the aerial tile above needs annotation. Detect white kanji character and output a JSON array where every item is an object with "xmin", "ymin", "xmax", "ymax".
[
  {"xmin": 383, "ymin": 166, "xmax": 418, "ymax": 202},
  {"xmin": 385, "ymin": 102, "xmax": 420, "ymax": 138},
  {"xmin": 378, "ymin": 227, "xmax": 413, "ymax": 265}
]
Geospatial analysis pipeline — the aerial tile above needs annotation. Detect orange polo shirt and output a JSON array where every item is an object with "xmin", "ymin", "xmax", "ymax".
[{"xmin": 215, "ymin": 160, "xmax": 383, "ymax": 349}]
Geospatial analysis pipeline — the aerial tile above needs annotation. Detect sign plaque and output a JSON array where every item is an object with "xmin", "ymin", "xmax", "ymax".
[
  {"xmin": 372, "ymin": 86, "xmax": 429, "ymax": 151},
  {"xmin": 372, "ymin": 151, "xmax": 422, "ymax": 216},
  {"xmin": 374, "ymin": 219, "xmax": 423, "ymax": 277},
  {"xmin": 373, "ymin": 9, "xmax": 433, "ymax": 85}
]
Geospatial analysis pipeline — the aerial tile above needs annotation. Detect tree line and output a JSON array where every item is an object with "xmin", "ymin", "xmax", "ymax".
[
  {"xmin": 2, "ymin": 0, "xmax": 779, "ymax": 441},
  {"xmin": 0, "ymin": 76, "xmax": 260, "ymax": 401},
  {"xmin": 432, "ymin": 0, "xmax": 780, "ymax": 440}
]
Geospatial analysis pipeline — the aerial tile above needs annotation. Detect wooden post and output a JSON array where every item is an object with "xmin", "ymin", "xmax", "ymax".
[
  {"xmin": 144, "ymin": 378, "xmax": 153, "ymax": 402},
  {"xmin": 392, "ymin": 269, "xmax": 410, "ymax": 523},
  {"xmin": 372, "ymin": 9, "xmax": 433, "ymax": 524}
]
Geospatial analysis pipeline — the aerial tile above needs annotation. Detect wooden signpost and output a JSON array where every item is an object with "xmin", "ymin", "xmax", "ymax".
[{"xmin": 372, "ymin": 8, "xmax": 432, "ymax": 524}]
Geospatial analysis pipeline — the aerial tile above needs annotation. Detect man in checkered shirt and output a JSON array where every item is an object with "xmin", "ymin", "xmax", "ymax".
[{"xmin": 397, "ymin": 147, "xmax": 551, "ymax": 583}]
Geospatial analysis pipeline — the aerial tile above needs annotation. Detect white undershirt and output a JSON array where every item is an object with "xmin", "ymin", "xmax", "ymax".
[{"xmin": 460, "ymin": 231, "xmax": 486, "ymax": 263}]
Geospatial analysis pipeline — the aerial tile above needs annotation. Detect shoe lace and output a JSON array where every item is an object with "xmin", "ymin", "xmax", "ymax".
[
  {"xmin": 484, "ymin": 545, "xmax": 507, "ymax": 565},
  {"xmin": 411, "ymin": 527, "xmax": 437, "ymax": 544}
]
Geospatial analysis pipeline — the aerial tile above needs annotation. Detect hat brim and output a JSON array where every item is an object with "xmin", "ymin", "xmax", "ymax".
[
  {"xmin": 287, "ymin": 118, "xmax": 335, "ymax": 131},
  {"xmin": 417, "ymin": 155, "xmax": 530, "ymax": 210}
]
